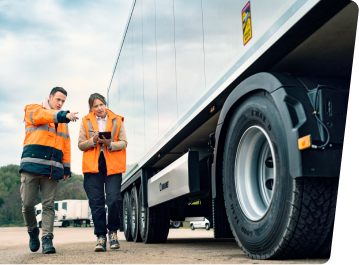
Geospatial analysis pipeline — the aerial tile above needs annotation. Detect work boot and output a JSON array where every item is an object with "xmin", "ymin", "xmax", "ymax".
[
  {"xmin": 108, "ymin": 231, "xmax": 120, "ymax": 249},
  {"xmin": 95, "ymin": 235, "xmax": 107, "ymax": 252},
  {"xmin": 28, "ymin": 227, "xmax": 40, "ymax": 252},
  {"xmin": 42, "ymin": 235, "xmax": 56, "ymax": 254}
]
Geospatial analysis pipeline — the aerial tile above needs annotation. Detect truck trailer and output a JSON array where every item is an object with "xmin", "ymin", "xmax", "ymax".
[{"xmin": 106, "ymin": 0, "xmax": 358, "ymax": 259}]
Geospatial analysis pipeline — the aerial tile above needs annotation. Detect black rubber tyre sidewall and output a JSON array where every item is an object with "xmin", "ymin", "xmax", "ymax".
[
  {"xmin": 138, "ymin": 184, "xmax": 146, "ymax": 240},
  {"xmin": 190, "ymin": 224, "xmax": 195, "ymax": 230},
  {"xmin": 172, "ymin": 222, "xmax": 181, "ymax": 228},
  {"xmin": 123, "ymin": 191, "xmax": 133, "ymax": 241},
  {"xmin": 130, "ymin": 186, "xmax": 142, "ymax": 242},
  {"xmin": 223, "ymin": 94, "xmax": 293, "ymax": 257},
  {"xmin": 205, "ymin": 224, "xmax": 210, "ymax": 230}
]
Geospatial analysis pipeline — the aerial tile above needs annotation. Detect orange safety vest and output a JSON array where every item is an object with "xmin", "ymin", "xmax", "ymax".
[
  {"xmin": 82, "ymin": 109, "xmax": 126, "ymax": 175},
  {"xmin": 20, "ymin": 103, "xmax": 71, "ymax": 180}
]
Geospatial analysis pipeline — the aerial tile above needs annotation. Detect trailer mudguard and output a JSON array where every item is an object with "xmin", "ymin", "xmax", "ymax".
[{"xmin": 212, "ymin": 72, "xmax": 349, "ymax": 198}]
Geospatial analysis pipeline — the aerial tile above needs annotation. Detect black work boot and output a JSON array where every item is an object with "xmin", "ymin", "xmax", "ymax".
[
  {"xmin": 95, "ymin": 235, "xmax": 107, "ymax": 252},
  {"xmin": 108, "ymin": 231, "xmax": 120, "ymax": 249},
  {"xmin": 28, "ymin": 227, "xmax": 40, "ymax": 252},
  {"xmin": 42, "ymin": 235, "xmax": 56, "ymax": 254}
]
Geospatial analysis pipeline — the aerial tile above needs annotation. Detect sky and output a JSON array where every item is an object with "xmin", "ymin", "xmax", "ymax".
[{"xmin": 0, "ymin": 0, "xmax": 132, "ymax": 174}]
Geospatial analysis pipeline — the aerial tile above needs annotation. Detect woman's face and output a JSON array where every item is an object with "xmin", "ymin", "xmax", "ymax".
[{"xmin": 92, "ymin": 99, "xmax": 107, "ymax": 118}]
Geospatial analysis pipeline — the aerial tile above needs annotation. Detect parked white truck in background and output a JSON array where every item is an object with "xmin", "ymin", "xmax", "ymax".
[
  {"xmin": 35, "ymin": 203, "xmax": 63, "ymax": 228},
  {"xmin": 58, "ymin": 200, "xmax": 91, "ymax": 227},
  {"xmin": 36, "ymin": 200, "xmax": 93, "ymax": 228},
  {"xmin": 107, "ymin": 0, "xmax": 358, "ymax": 260}
]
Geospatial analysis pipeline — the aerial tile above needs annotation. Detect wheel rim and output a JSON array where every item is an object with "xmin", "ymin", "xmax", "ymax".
[
  {"xmin": 124, "ymin": 202, "xmax": 128, "ymax": 231},
  {"xmin": 234, "ymin": 125, "xmax": 276, "ymax": 221},
  {"xmin": 140, "ymin": 204, "xmax": 145, "ymax": 230},
  {"xmin": 131, "ymin": 201, "xmax": 136, "ymax": 234}
]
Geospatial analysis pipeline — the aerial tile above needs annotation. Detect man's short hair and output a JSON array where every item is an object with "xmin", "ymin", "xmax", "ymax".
[{"xmin": 50, "ymin": 87, "xmax": 67, "ymax": 97}]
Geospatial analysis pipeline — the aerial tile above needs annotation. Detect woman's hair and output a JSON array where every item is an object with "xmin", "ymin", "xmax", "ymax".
[{"xmin": 88, "ymin": 93, "xmax": 107, "ymax": 112}]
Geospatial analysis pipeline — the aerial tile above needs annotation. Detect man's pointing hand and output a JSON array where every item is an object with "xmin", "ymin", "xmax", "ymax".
[{"xmin": 66, "ymin": 112, "xmax": 79, "ymax": 122}]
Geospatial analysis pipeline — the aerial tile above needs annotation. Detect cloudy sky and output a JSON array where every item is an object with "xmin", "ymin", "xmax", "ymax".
[{"xmin": 0, "ymin": 0, "xmax": 132, "ymax": 174}]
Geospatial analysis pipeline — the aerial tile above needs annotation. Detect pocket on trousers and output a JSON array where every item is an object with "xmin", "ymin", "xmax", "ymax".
[{"xmin": 21, "ymin": 175, "xmax": 26, "ymax": 183}]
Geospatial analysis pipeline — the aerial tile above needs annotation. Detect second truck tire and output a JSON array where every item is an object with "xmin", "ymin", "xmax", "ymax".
[
  {"xmin": 139, "ymin": 184, "xmax": 170, "ymax": 243},
  {"xmin": 222, "ymin": 93, "xmax": 338, "ymax": 259},
  {"xmin": 130, "ymin": 186, "xmax": 142, "ymax": 242},
  {"xmin": 123, "ymin": 191, "xmax": 133, "ymax": 242}
]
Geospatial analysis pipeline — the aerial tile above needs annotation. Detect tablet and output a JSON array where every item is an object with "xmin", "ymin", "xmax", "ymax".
[{"xmin": 99, "ymin": 131, "xmax": 111, "ymax": 140}]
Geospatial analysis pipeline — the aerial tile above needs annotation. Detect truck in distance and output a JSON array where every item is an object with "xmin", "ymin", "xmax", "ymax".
[{"xmin": 35, "ymin": 203, "xmax": 63, "ymax": 228}]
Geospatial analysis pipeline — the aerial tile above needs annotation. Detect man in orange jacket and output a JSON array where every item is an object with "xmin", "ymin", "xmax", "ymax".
[{"xmin": 20, "ymin": 87, "xmax": 78, "ymax": 254}]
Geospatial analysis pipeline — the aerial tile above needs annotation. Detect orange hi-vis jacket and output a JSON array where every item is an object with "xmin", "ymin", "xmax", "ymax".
[
  {"xmin": 82, "ymin": 109, "xmax": 126, "ymax": 175},
  {"xmin": 20, "ymin": 102, "xmax": 71, "ymax": 180}
]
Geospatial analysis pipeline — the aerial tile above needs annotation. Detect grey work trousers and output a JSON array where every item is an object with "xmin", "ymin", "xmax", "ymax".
[{"xmin": 20, "ymin": 170, "xmax": 59, "ymax": 238}]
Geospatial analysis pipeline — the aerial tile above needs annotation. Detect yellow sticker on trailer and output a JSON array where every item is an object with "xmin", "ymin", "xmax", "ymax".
[{"xmin": 242, "ymin": 1, "xmax": 252, "ymax": 46}]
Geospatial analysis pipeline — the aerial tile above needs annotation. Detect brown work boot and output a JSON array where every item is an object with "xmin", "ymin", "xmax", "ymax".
[
  {"xmin": 95, "ymin": 235, "xmax": 107, "ymax": 252},
  {"xmin": 108, "ymin": 231, "xmax": 120, "ymax": 249}
]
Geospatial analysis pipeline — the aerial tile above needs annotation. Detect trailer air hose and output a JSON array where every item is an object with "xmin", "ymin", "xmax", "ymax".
[{"xmin": 311, "ymin": 85, "xmax": 339, "ymax": 149}]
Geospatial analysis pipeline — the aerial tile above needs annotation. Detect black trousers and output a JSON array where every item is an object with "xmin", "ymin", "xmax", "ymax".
[{"xmin": 84, "ymin": 152, "xmax": 123, "ymax": 236}]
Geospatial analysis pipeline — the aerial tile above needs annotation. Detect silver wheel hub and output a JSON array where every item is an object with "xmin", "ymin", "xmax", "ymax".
[
  {"xmin": 234, "ymin": 125, "xmax": 276, "ymax": 221},
  {"xmin": 131, "ymin": 203, "xmax": 136, "ymax": 234},
  {"xmin": 140, "ymin": 205, "xmax": 145, "ymax": 229},
  {"xmin": 124, "ymin": 205, "xmax": 128, "ymax": 230}
]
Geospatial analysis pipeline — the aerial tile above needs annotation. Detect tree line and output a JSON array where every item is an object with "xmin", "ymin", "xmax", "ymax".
[{"xmin": 0, "ymin": 164, "xmax": 87, "ymax": 227}]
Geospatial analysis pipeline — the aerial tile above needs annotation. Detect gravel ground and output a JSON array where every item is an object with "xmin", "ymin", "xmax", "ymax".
[{"xmin": 0, "ymin": 227, "xmax": 329, "ymax": 264}]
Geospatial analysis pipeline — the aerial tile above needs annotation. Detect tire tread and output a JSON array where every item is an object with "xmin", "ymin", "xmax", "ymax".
[
  {"xmin": 139, "ymin": 185, "xmax": 170, "ymax": 244},
  {"xmin": 220, "ymin": 94, "xmax": 338, "ymax": 259}
]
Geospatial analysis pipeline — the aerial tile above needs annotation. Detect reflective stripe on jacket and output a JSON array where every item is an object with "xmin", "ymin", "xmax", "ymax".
[
  {"xmin": 20, "ymin": 103, "xmax": 71, "ymax": 179},
  {"xmin": 82, "ymin": 109, "xmax": 126, "ymax": 175}
]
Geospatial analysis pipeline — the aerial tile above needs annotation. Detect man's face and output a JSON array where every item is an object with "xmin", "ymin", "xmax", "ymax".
[{"xmin": 49, "ymin": 92, "xmax": 66, "ymax": 110}]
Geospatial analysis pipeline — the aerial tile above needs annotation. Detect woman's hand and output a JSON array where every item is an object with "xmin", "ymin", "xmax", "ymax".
[
  {"xmin": 93, "ymin": 130, "xmax": 99, "ymax": 144},
  {"xmin": 98, "ymin": 135, "xmax": 111, "ymax": 147}
]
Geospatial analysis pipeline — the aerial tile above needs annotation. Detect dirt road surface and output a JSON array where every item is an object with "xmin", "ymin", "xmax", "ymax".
[{"xmin": 0, "ymin": 227, "xmax": 328, "ymax": 264}]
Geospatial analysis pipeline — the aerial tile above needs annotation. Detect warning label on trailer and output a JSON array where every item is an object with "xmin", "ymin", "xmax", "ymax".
[{"xmin": 242, "ymin": 1, "xmax": 252, "ymax": 46}]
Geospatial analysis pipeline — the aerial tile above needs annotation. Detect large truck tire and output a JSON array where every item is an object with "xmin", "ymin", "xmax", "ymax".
[
  {"xmin": 311, "ymin": 222, "xmax": 335, "ymax": 258},
  {"xmin": 139, "ymin": 184, "xmax": 170, "ymax": 243},
  {"xmin": 222, "ymin": 93, "xmax": 338, "ymax": 259},
  {"xmin": 123, "ymin": 191, "xmax": 133, "ymax": 242},
  {"xmin": 130, "ymin": 186, "xmax": 142, "ymax": 242}
]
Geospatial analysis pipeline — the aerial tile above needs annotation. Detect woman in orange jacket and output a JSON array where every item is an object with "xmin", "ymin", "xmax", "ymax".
[{"xmin": 78, "ymin": 93, "xmax": 127, "ymax": 252}]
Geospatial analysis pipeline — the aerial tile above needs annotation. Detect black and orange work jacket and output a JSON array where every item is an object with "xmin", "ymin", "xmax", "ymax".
[{"xmin": 19, "ymin": 102, "xmax": 71, "ymax": 179}]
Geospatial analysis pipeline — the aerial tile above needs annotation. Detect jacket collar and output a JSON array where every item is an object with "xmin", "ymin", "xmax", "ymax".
[
  {"xmin": 42, "ymin": 98, "xmax": 51, "ymax": 110},
  {"xmin": 86, "ymin": 109, "xmax": 116, "ymax": 120}
]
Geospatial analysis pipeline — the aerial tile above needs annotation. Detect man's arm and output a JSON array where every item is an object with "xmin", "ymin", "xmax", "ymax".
[
  {"xmin": 63, "ymin": 124, "xmax": 71, "ymax": 181},
  {"xmin": 24, "ymin": 104, "xmax": 69, "ymax": 125}
]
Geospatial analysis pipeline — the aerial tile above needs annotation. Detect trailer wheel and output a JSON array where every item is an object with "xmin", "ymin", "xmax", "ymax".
[
  {"xmin": 123, "ymin": 191, "xmax": 133, "ymax": 241},
  {"xmin": 190, "ymin": 224, "xmax": 195, "ymax": 230},
  {"xmin": 130, "ymin": 186, "xmax": 142, "ymax": 242},
  {"xmin": 139, "ymin": 184, "xmax": 170, "ymax": 243},
  {"xmin": 205, "ymin": 224, "xmax": 210, "ymax": 231},
  {"xmin": 171, "ymin": 221, "xmax": 181, "ymax": 229},
  {"xmin": 222, "ymin": 93, "xmax": 338, "ymax": 259}
]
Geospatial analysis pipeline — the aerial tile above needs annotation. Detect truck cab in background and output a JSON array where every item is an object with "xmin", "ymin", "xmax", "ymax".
[{"xmin": 35, "ymin": 203, "xmax": 63, "ymax": 228}]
